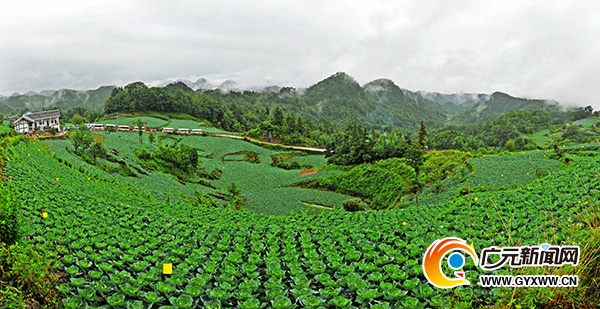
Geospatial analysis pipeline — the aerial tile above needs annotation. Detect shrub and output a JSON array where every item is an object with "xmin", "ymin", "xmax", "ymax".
[
  {"xmin": 0, "ymin": 183, "xmax": 22, "ymax": 245},
  {"xmin": 0, "ymin": 242, "xmax": 60, "ymax": 307},
  {"xmin": 0, "ymin": 284, "xmax": 25, "ymax": 309},
  {"xmin": 342, "ymin": 199, "xmax": 368, "ymax": 212}
]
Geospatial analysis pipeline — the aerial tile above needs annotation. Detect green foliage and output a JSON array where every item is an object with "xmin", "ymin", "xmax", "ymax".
[
  {"xmin": 5, "ymin": 137, "xmax": 600, "ymax": 308},
  {"xmin": 452, "ymin": 92, "xmax": 561, "ymax": 124},
  {"xmin": 270, "ymin": 152, "xmax": 312, "ymax": 170},
  {"xmin": 71, "ymin": 128, "xmax": 94, "ymax": 154},
  {"xmin": 0, "ymin": 126, "xmax": 15, "ymax": 138},
  {"xmin": 312, "ymin": 164, "xmax": 409, "ymax": 209},
  {"xmin": 341, "ymin": 198, "xmax": 367, "ymax": 212},
  {"xmin": 326, "ymin": 123, "xmax": 374, "ymax": 165},
  {"xmin": 0, "ymin": 241, "xmax": 61, "ymax": 307},
  {"xmin": 505, "ymin": 140, "xmax": 515, "ymax": 151},
  {"xmin": 466, "ymin": 151, "xmax": 560, "ymax": 190},
  {"xmin": 0, "ymin": 183, "xmax": 21, "ymax": 245},
  {"xmin": 228, "ymin": 181, "xmax": 241, "ymax": 197},
  {"xmin": 420, "ymin": 150, "xmax": 471, "ymax": 186},
  {"xmin": 431, "ymin": 110, "xmax": 553, "ymax": 151},
  {"xmin": 417, "ymin": 121, "xmax": 427, "ymax": 146},
  {"xmin": 135, "ymin": 143, "xmax": 199, "ymax": 178},
  {"xmin": 0, "ymin": 284, "xmax": 26, "ymax": 309},
  {"xmin": 86, "ymin": 141, "xmax": 107, "ymax": 159},
  {"xmin": 70, "ymin": 114, "xmax": 84, "ymax": 126},
  {"xmin": 148, "ymin": 132, "xmax": 155, "ymax": 144}
]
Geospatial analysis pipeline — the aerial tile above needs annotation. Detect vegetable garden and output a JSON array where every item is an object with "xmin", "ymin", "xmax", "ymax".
[{"xmin": 4, "ymin": 138, "xmax": 599, "ymax": 307}]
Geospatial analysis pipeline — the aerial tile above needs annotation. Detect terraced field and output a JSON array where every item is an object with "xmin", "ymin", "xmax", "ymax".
[
  {"xmin": 6, "ymin": 138, "xmax": 598, "ymax": 308},
  {"xmin": 466, "ymin": 151, "xmax": 561, "ymax": 190},
  {"xmin": 44, "ymin": 130, "xmax": 351, "ymax": 216}
]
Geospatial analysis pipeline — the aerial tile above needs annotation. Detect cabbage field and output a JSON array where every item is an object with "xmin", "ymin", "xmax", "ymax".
[
  {"xmin": 44, "ymin": 132, "xmax": 352, "ymax": 216},
  {"xmin": 5, "ymin": 136, "xmax": 599, "ymax": 308}
]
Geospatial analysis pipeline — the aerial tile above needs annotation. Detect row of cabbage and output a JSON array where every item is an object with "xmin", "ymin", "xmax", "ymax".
[{"xmin": 5, "ymin": 141, "xmax": 598, "ymax": 308}]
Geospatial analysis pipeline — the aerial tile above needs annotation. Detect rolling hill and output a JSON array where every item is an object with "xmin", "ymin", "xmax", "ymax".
[{"xmin": 2, "ymin": 73, "xmax": 576, "ymax": 132}]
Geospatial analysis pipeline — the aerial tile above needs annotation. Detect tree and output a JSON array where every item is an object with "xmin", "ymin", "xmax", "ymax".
[
  {"xmin": 285, "ymin": 113, "xmax": 297, "ymax": 133},
  {"xmin": 137, "ymin": 118, "xmax": 143, "ymax": 144},
  {"xmin": 227, "ymin": 182, "xmax": 241, "ymax": 197},
  {"xmin": 417, "ymin": 121, "xmax": 428, "ymax": 146},
  {"xmin": 148, "ymin": 133, "xmax": 155, "ymax": 144},
  {"xmin": 326, "ymin": 123, "xmax": 374, "ymax": 165},
  {"xmin": 297, "ymin": 117, "xmax": 305, "ymax": 135},
  {"xmin": 0, "ymin": 113, "xmax": 4, "ymax": 126},
  {"xmin": 584, "ymin": 105, "xmax": 594, "ymax": 117},
  {"xmin": 404, "ymin": 140, "xmax": 426, "ymax": 177},
  {"xmin": 272, "ymin": 107, "xmax": 285, "ymax": 127},
  {"xmin": 72, "ymin": 128, "xmax": 94, "ymax": 154},
  {"xmin": 70, "ymin": 114, "xmax": 84, "ymax": 127},
  {"xmin": 87, "ymin": 142, "xmax": 107, "ymax": 159},
  {"xmin": 505, "ymin": 140, "xmax": 515, "ymax": 152}
]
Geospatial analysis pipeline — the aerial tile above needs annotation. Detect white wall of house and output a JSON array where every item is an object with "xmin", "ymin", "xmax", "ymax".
[{"xmin": 14, "ymin": 115, "xmax": 61, "ymax": 133}]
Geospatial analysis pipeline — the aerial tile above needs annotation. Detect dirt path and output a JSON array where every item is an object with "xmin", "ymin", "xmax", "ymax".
[
  {"xmin": 210, "ymin": 134, "xmax": 326, "ymax": 153},
  {"xmin": 301, "ymin": 202, "xmax": 334, "ymax": 209}
]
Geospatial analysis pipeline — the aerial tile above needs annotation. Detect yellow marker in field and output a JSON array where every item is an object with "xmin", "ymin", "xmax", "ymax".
[
  {"xmin": 402, "ymin": 222, "xmax": 406, "ymax": 226},
  {"xmin": 28, "ymin": 153, "xmax": 30, "ymax": 156},
  {"xmin": 163, "ymin": 263, "xmax": 172, "ymax": 275},
  {"xmin": 470, "ymin": 242, "xmax": 474, "ymax": 250},
  {"xmin": 56, "ymin": 178, "xmax": 59, "ymax": 181},
  {"xmin": 42, "ymin": 212, "xmax": 48, "ymax": 218},
  {"xmin": 474, "ymin": 197, "xmax": 478, "ymax": 201}
]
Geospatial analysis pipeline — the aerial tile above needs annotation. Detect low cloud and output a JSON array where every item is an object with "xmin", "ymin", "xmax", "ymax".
[{"xmin": 1, "ymin": 0, "xmax": 599, "ymax": 109}]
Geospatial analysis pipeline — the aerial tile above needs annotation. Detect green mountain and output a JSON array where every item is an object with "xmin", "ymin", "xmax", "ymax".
[
  {"xmin": 452, "ymin": 91, "xmax": 565, "ymax": 124},
  {"xmin": 2, "ymin": 73, "xmax": 575, "ymax": 132},
  {"xmin": 0, "ymin": 86, "xmax": 115, "ymax": 115},
  {"xmin": 417, "ymin": 91, "xmax": 489, "ymax": 115},
  {"xmin": 299, "ymin": 72, "xmax": 447, "ymax": 131},
  {"xmin": 302, "ymin": 72, "xmax": 373, "ymax": 127},
  {"xmin": 363, "ymin": 79, "xmax": 447, "ymax": 130}
]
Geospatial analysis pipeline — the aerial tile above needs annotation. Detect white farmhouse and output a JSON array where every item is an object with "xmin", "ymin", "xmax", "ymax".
[{"xmin": 13, "ymin": 110, "xmax": 61, "ymax": 133}]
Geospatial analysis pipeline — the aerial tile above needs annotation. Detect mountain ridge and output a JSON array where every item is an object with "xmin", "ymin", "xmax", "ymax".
[{"xmin": 1, "ymin": 73, "xmax": 574, "ymax": 129}]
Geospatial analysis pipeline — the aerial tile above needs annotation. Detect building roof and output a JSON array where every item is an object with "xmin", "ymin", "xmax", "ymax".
[
  {"xmin": 23, "ymin": 109, "xmax": 61, "ymax": 120},
  {"xmin": 15, "ymin": 109, "xmax": 61, "ymax": 124},
  {"xmin": 4, "ymin": 115, "xmax": 19, "ymax": 121}
]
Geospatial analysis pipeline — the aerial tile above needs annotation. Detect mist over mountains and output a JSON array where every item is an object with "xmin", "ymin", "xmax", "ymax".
[{"xmin": 1, "ymin": 72, "xmax": 574, "ymax": 129}]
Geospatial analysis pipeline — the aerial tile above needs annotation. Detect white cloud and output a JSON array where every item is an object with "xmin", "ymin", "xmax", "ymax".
[{"xmin": 1, "ymin": 0, "xmax": 599, "ymax": 109}]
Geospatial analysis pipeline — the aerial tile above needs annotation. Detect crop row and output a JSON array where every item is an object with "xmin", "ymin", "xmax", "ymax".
[{"xmin": 5, "ymin": 140, "xmax": 599, "ymax": 308}]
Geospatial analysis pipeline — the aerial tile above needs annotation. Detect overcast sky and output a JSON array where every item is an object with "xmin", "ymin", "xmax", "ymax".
[{"xmin": 1, "ymin": 1, "xmax": 599, "ymax": 108}]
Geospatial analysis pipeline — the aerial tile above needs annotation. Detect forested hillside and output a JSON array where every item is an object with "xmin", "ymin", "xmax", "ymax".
[
  {"xmin": 451, "ymin": 91, "xmax": 566, "ymax": 124},
  {"xmin": 4, "ymin": 72, "xmax": 583, "ymax": 136},
  {"xmin": 0, "ymin": 86, "xmax": 114, "ymax": 115}
]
